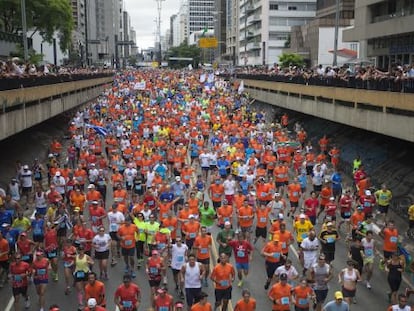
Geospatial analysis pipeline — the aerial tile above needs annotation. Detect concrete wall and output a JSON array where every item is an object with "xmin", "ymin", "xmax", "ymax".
[
  {"xmin": 245, "ymin": 84, "xmax": 414, "ymax": 143},
  {"xmin": 0, "ymin": 79, "xmax": 110, "ymax": 141}
]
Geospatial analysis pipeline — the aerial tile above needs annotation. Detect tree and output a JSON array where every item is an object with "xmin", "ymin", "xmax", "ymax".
[
  {"xmin": 278, "ymin": 53, "xmax": 305, "ymax": 68},
  {"xmin": 166, "ymin": 41, "xmax": 201, "ymax": 68},
  {"xmin": 0, "ymin": 0, "xmax": 74, "ymax": 52}
]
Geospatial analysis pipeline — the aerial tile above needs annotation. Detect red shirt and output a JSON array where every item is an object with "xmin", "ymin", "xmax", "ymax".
[
  {"xmin": 89, "ymin": 206, "xmax": 106, "ymax": 227},
  {"xmin": 44, "ymin": 228, "xmax": 58, "ymax": 251},
  {"xmin": 10, "ymin": 261, "xmax": 31, "ymax": 287},
  {"xmin": 154, "ymin": 293, "xmax": 173, "ymax": 311},
  {"xmin": 32, "ymin": 258, "xmax": 49, "ymax": 281},
  {"xmin": 228, "ymin": 240, "xmax": 253, "ymax": 263},
  {"xmin": 304, "ymin": 198, "xmax": 318, "ymax": 217},
  {"xmin": 114, "ymin": 283, "xmax": 141, "ymax": 309}
]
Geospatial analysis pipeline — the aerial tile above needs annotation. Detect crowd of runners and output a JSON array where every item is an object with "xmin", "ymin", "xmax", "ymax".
[{"xmin": 0, "ymin": 69, "xmax": 413, "ymax": 311}]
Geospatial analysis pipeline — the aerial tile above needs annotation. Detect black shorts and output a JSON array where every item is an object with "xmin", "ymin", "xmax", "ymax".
[
  {"xmin": 110, "ymin": 232, "xmax": 119, "ymax": 241},
  {"xmin": 265, "ymin": 261, "xmax": 281, "ymax": 278},
  {"xmin": 33, "ymin": 235, "xmax": 44, "ymax": 243},
  {"xmin": 46, "ymin": 249, "xmax": 58, "ymax": 260},
  {"xmin": 57, "ymin": 227, "xmax": 67, "ymax": 237},
  {"xmin": 149, "ymin": 279, "xmax": 161, "ymax": 287},
  {"xmin": 342, "ymin": 287, "xmax": 356, "ymax": 298},
  {"xmin": 22, "ymin": 187, "xmax": 32, "ymax": 194},
  {"xmin": 314, "ymin": 289, "xmax": 328, "ymax": 303},
  {"xmin": 290, "ymin": 201, "xmax": 299, "ymax": 208},
  {"xmin": 0, "ymin": 260, "xmax": 9, "ymax": 270},
  {"xmin": 201, "ymin": 167, "xmax": 210, "ymax": 171},
  {"xmin": 212, "ymin": 201, "xmax": 221, "ymax": 209},
  {"xmin": 378, "ymin": 205, "xmax": 389, "ymax": 214},
  {"xmin": 215, "ymin": 287, "xmax": 232, "ymax": 302},
  {"xmin": 240, "ymin": 226, "xmax": 252, "ymax": 233},
  {"xmin": 12, "ymin": 286, "xmax": 28, "ymax": 297},
  {"xmin": 121, "ymin": 247, "xmax": 135, "ymax": 257},
  {"xmin": 95, "ymin": 250, "xmax": 110, "ymax": 260},
  {"xmin": 171, "ymin": 268, "xmax": 181, "ymax": 276},
  {"xmin": 384, "ymin": 250, "xmax": 394, "ymax": 260},
  {"xmin": 74, "ymin": 270, "xmax": 88, "ymax": 282},
  {"xmin": 276, "ymin": 182, "xmax": 285, "ymax": 188},
  {"xmin": 255, "ymin": 226, "xmax": 267, "ymax": 238},
  {"xmin": 313, "ymin": 185, "xmax": 322, "ymax": 192},
  {"xmin": 198, "ymin": 258, "xmax": 210, "ymax": 265},
  {"xmin": 323, "ymin": 251, "xmax": 335, "ymax": 263}
]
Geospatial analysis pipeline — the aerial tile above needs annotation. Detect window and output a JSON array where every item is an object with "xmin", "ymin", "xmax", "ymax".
[
  {"xmin": 269, "ymin": 4, "xmax": 278, "ymax": 10},
  {"xmin": 288, "ymin": 6, "xmax": 297, "ymax": 11}
]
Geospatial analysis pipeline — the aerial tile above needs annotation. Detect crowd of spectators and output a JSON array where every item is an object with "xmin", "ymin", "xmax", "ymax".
[
  {"xmin": 229, "ymin": 62, "xmax": 414, "ymax": 92},
  {"xmin": 0, "ymin": 57, "xmax": 113, "ymax": 79}
]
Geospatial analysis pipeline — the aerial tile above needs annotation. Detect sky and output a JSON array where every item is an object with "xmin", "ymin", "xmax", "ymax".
[{"xmin": 124, "ymin": 0, "xmax": 181, "ymax": 50}]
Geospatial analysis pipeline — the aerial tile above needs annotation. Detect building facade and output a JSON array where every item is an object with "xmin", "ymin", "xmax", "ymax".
[{"xmin": 343, "ymin": 0, "xmax": 414, "ymax": 69}]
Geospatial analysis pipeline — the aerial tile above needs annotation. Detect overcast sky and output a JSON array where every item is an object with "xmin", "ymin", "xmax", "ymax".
[{"xmin": 124, "ymin": 0, "xmax": 181, "ymax": 50}]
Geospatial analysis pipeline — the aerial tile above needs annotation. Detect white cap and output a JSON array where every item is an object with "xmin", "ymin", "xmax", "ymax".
[
  {"xmin": 329, "ymin": 197, "xmax": 335, "ymax": 201},
  {"xmin": 175, "ymin": 176, "xmax": 181, "ymax": 181},
  {"xmin": 48, "ymin": 153, "xmax": 54, "ymax": 158},
  {"xmin": 55, "ymin": 171, "xmax": 61, "ymax": 176},
  {"xmin": 87, "ymin": 298, "xmax": 97, "ymax": 307},
  {"xmin": 224, "ymin": 221, "xmax": 231, "ymax": 226},
  {"xmin": 274, "ymin": 193, "xmax": 281, "ymax": 197},
  {"xmin": 23, "ymin": 165, "xmax": 29, "ymax": 169},
  {"xmin": 278, "ymin": 213, "xmax": 284, "ymax": 219},
  {"xmin": 88, "ymin": 184, "xmax": 95, "ymax": 189},
  {"xmin": 189, "ymin": 214, "xmax": 195, "ymax": 219},
  {"xmin": 365, "ymin": 190, "xmax": 371, "ymax": 196},
  {"xmin": 299, "ymin": 213, "xmax": 306, "ymax": 219}
]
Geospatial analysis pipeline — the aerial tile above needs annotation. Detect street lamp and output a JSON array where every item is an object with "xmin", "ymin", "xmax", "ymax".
[
  {"xmin": 333, "ymin": 0, "xmax": 340, "ymax": 66},
  {"xmin": 21, "ymin": 0, "xmax": 28, "ymax": 62}
]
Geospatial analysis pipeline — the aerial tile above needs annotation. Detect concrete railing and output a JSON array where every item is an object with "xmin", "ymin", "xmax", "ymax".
[
  {"xmin": 0, "ymin": 76, "xmax": 113, "ymax": 141},
  {"xmin": 243, "ymin": 79, "xmax": 414, "ymax": 142}
]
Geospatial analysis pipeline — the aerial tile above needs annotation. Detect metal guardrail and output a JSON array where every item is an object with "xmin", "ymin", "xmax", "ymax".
[
  {"xmin": 233, "ymin": 73, "xmax": 414, "ymax": 93},
  {"xmin": 0, "ymin": 73, "xmax": 114, "ymax": 91}
]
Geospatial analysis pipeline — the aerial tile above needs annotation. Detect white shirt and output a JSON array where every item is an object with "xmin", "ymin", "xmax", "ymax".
[
  {"xmin": 223, "ymin": 179, "xmax": 236, "ymax": 195},
  {"xmin": 301, "ymin": 237, "xmax": 320, "ymax": 269},
  {"xmin": 108, "ymin": 211, "xmax": 125, "ymax": 232},
  {"xmin": 199, "ymin": 153, "xmax": 210, "ymax": 168},
  {"xmin": 274, "ymin": 265, "xmax": 299, "ymax": 282},
  {"xmin": 20, "ymin": 170, "xmax": 33, "ymax": 187},
  {"xmin": 171, "ymin": 243, "xmax": 188, "ymax": 270},
  {"xmin": 52, "ymin": 176, "xmax": 66, "ymax": 194},
  {"xmin": 92, "ymin": 233, "xmax": 111, "ymax": 252},
  {"xmin": 124, "ymin": 168, "xmax": 137, "ymax": 184}
]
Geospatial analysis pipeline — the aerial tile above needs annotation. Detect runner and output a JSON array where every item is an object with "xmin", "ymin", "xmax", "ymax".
[
  {"xmin": 253, "ymin": 203, "xmax": 271, "ymax": 245},
  {"xmin": 73, "ymin": 245, "xmax": 94, "ymax": 310},
  {"xmin": 318, "ymin": 222, "xmax": 340, "ymax": 264},
  {"xmin": 310, "ymin": 254, "xmax": 333, "ymax": 311},
  {"xmin": 386, "ymin": 252, "xmax": 405, "ymax": 304},
  {"xmin": 193, "ymin": 226, "xmax": 212, "ymax": 287},
  {"xmin": 62, "ymin": 238, "xmax": 76, "ymax": 295},
  {"xmin": 338, "ymin": 260, "xmax": 361, "ymax": 306},
  {"xmin": 114, "ymin": 274, "xmax": 141, "ymax": 311},
  {"xmin": 190, "ymin": 292, "xmax": 212, "ymax": 311},
  {"xmin": 300, "ymin": 229, "xmax": 319, "ymax": 277},
  {"xmin": 210, "ymin": 253, "xmax": 235, "ymax": 311},
  {"xmin": 107, "ymin": 203, "xmax": 125, "ymax": 266},
  {"xmin": 292, "ymin": 278, "xmax": 316, "ymax": 311},
  {"xmin": 84, "ymin": 298, "xmax": 106, "ymax": 311},
  {"xmin": 268, "ymin": 273, "xmax": 292, "ymax": 311},
  {"xmin": 180, "ymin": 253, "xmax": 205, "ymax": 308},
  {"xmin": 85, "ymin": 272, "xmax": 106, "ymax": 308},
  {"xmin": 10, "ymin": 251, "xmax": 31, "ymax": 310},
  {"xmin": 216, "ymin": 221, "xmax": 235, "ymax": 259},
  {"xmin": 146, "ymin": 250, "xmax": 166, "ymax": 305},
  {"xmin": 361, "ymin": 230, "xmax": 375, "ymax": 289},
  {"xmin": 154, "ymin": 287, "xmax": 174, "ymax": 311},
  {"xmin": 228, "ymin": 231, "xmax": 253, "ymax": 287},
  {"xmin": 261, "ymin": 235, "xmax": 284, "ymax": 290},
  {"xmin": 234, "ymin": 289, "xmax": 256, "ymax": 311},
  {"xmin": 322, "ymin": 291, "xmax": 349, "ymax": 311},
  {"xmin": 44, "ymin": 221, "xmax": 59, "ymax": 282},
  {"xmin": 117, "ymin": 216, "xmax": 138, "ymax": 277},
  {"xmin": 92, "ymin": 227, "xmax": 111, "ymax": 280},
  {"xmin": 170, "ymin": 236, "xmax": 188, "ymax": 298}
]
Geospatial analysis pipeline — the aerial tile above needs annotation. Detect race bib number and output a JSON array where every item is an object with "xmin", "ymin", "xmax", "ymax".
[
  {"xmin": 125, "ymin": 239, "xmax": 133, "ymax": 246},
  {"xmin": 220, "ymin": 280, "xmax": 229, "ymax": 287},
  {"xmin": 280, "ymin": 297, "xmax": 289, "ymax": 305},
  {"xmin": 237, "ymin": 250, "xmax": 245, "ymax": 257}
]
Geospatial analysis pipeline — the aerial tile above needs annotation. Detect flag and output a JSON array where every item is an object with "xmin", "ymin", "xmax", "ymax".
[
  {"xmin": 86, "ymin": 123, "xmax": 107, "ymax": 136},
  {"xmin": 238, "ymin": 80, "xmax": 244, "ymax": 94},
  {"xmin": 202, "ymin": 26, "xmax": 208, "ymax": 37},
  {"xmin": 199, "ymin": 73, "xmax": 206, "ymax": 83}
]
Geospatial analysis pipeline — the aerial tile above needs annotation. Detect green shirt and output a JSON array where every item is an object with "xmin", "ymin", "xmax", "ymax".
[
  {"xmin": 217, "ymin": 229, "xmax": 235, "ymax": 255},
  {"xmin": 145, "ymin": 221, "xmax": 160, "ymax": 244},
  {"xmin": 199, "ymin": 206, "xmax": 216, "ymax": 227},
  {"xmin": 133, "ymin": 218, "xmax": 147, "ymax": 242}
]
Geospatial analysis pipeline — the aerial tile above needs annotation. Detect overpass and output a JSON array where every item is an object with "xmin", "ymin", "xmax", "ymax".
[
  {"xmin": 240, "ymin": 77, "xmax": 414, "ymax": 143},
  {"xmin": 0, "ymin": 74, "xmax": 113, "ymax": 141}
]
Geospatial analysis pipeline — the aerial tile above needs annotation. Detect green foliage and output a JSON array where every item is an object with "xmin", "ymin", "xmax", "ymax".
[
  {"xmin": 10, "ymin": 44, "xmax": 43, "ymax": 65},
  {"xmin": 0, "ymin": 0, "xmax": 74, "ymax": 52},
  {"xmin": 166, "ymin": 42, "xmax": 201, "ymax": 68},
  {"xmin": 278, "ymin": 53, "xmax": 305, "ymax": 68}
]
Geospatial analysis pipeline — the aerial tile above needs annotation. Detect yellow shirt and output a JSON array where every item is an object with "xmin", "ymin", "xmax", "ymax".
[
  {"xmin": 408, "ymin": 205, "xmax": 414, "ymax": 221},
  {"xmin": 293, "ymin": 220, "xmax": 313, "ymax": 243}
]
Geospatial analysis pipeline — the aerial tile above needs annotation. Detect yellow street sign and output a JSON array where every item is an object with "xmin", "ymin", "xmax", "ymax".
[{"xmin": 199, "ymin": 37, "xmax": 218, "ymax": 48}]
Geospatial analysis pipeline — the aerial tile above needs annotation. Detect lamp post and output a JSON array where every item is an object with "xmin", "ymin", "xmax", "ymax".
[
  {"xmin": 21, "ymin": 0, "xmax": 28, "ymax": 62},
  {"xmin": 155, "ymin": 0, "xmax": 166, "ymax": 65},
  {"xmin": 333, "ymin": 0, "xmax": 340, "ymax": 66}
]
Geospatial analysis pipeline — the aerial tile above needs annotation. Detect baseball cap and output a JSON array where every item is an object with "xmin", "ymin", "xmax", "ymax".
[
  {"xmin": 274, "ymin": 193, "xmax": 281, "ymax": 197},
  {"xmin": 55, "ymin": 171, "xmax": 61, "ymax": 176},
  {"xmin": 224, "ymin": 221, "xmax": 231, "ymax": 226},
  {"xmin": 175, "ymin": 176, "xmax": 181, "ymax": 181},
  {"xmin": 365, "ymin": 190, "xmax": 371, "ymax": 196},
  {"xmin": 88, "ymin": 184, "xmax": 95, "ymax": 189},
  {"xmin": 279, "ymin": 273, "xmax": 288, "ymax": 280},
  {"xmin": 23, "ymin": 165, "xmax": 29, "ymax": 169},
  {"xmin": 326, "ymin": 222, "xmax": 333, "ymax": 226},
  {"xmin": 278, "ymin": 213, "xmax": 284, "ymax": 220},
  {"xmin": 334, "ymin": 291, "xmax": 343, "ymax": 300},
  {"xmin": 299, "ymin": 213, "xmax": 306, "ymax": 219},
  {"xmin": 329, "ymin": 197, "xmax": 335, "ymax": 201},
  {"xmin": 152, "ymin": 250, "xmax": 159, "ymax": 255},
  {"xmin": 74, "ymin": 206, "xmax": 81, "ymax": 212},
  {"xmin": 189, "ymin": 214, "xmax": 195, "ymax": 219}
]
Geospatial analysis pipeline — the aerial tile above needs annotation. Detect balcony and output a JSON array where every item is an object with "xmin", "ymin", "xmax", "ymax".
[
  {"xmin": 248, "ymin": 14, "xmax": 261, "ymax": 24},
  {"xmin": 247, "ymin": 42, "xmax": 261, "ymax": 51}
]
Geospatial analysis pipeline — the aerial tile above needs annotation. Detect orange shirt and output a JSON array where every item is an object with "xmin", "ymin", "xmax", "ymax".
[
  {"xmin": 85, "ymin": 280, "xmax": 106, "ymax": 306},
  {"xmin": 0, "ymin": 238, "xmax": 10, "ymax": 261},
  {"xmin": 319, "ymin": 187, "xmax": 332, "ymax": 206},
  {"xmin": 118, "ymin": 224, "xmax": 138, "ymax": 249},
  {"xmin": 162, "ymin": 217, "xmax": 178, "ymax": 240},
  {"xmin": 234, "ymin": 298, "xmax": 256, "ymax": 311},
  {"xmin": 70, "ymin": 192, "xmax": 86, "ymax": 209},
  {"xmin": 86, "ymin": 190, "xmax": 102, "ymax": 202},
  {"xmin": 269, "ymin": 282, "xmax": 292, "ymax": 311},
  {"xmin": 292, "ymin": 285, "xmax": 314, "ymax": 309},
  {"xmin": 191, "ymin": 302, "xmax": 213, "ymax": 311},
  {"xmin": 262, "ymin": 241, "xmax": 283, "ymax": 263},
  {"xmin": 211, "ymin": 263, "xmax": 235, "ymax": 289},
  {"xmin": 194, "ymin": 235, "xmax": 212, "ymax": 260},
  {"xmin": 238, "ymin": 206, "xmax": 254, "ymax": 228},
  {"xmin": 350, "ymin": 211, "xmax": 365, "ymax": 229},
  {"xmin": 217, "ymin": 205, "xmax": 233, "ymax": 225},
  {"xmin": 275, "ymin": 230, "xmax": 294, "ymax": 254},
  {"xmin": 182, "ymin": 221, "xmax": 200, "ymax": 240},
  {"xmin": 210, "ymin": 184, "xmax": 224, "ymax": 202},
  {"xmin": 256, "ymin": 207, "xmax": 271, "ymax": 228},
  {"xmin": 287, "ymin": 183, "xmax": 301, "ymax": 203},
  {"xmin": 383, "ymin": 228, "xmax": 398, "ymax": 252}
]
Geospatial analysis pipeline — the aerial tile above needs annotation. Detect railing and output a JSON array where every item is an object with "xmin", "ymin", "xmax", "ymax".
[
  {"xmin": 0, "ymin": 72, "xmax": 114, "ymax": 91},
  {"xmin": 233, "ymin": 73, "xmax": 414, "ymax": 93}
]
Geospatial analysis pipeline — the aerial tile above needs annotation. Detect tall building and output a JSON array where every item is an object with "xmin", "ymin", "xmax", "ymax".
[
  {"xmin": 170, "ymin": 1, "xmax": 189, "ymax": 47},
  {"xmin": 239, "ymin": 0, "xmax": 317, "ymax": 66},
  {"xmin": 343, "ymin": 0, "xmax": 414, "ymax": 69},
  {"xmin": 225, "ymin": 0, "xmax": 239, "ymax": 64},
  {"xmin": 288, "ymin": 0, "xmax": 356, "ymax": 66},
  {"xmin": 71, "ymin": 0, "xmax": 87, "ymax": 63},
  {"xmin": 188, "ymin": 0, "xmax": 216, "ymax": 35}
]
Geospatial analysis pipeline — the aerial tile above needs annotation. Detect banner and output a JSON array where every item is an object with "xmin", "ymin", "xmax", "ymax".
[
  {"xmin": 199, "ymin": 37, "xmax": 218, "ymax": 48},
  {"xmin": 134, "ymin": 81, "xmax": 146, "ymax": 90}
]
